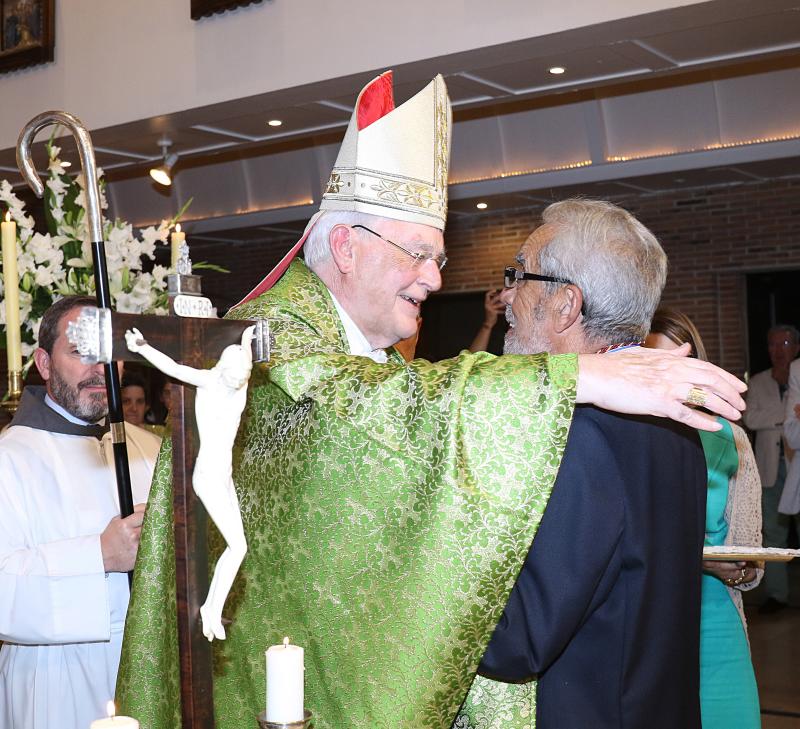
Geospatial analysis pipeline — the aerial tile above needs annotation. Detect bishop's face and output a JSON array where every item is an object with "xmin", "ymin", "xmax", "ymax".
[
  {"xmin": 36, "ymin": 307, "xmax": 109, "ymax": 422},
  {"xmin": 346, "ymin": 219, "xmax": 444, "ymax": 349}
]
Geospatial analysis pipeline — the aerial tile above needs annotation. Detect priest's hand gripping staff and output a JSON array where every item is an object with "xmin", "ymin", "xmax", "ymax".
[{"xmin": 17, "ymin": 111, "xmax": 135, "ymax": 584}]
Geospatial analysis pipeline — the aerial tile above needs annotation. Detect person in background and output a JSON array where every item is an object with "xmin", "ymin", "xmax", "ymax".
[
  {"xmin": 744, "ymin": 324, "xmax": 798, "ymax": 613},
  {"xmin": 468, "ymin": 288, "xmax": 506, "ymax": 352},
  {"xmin": 646, "ymin": 308, "xmax": 762, "ymax": 729},
  {"xmin": 0, "ymin": 296, "xmax": 160, "ymax": 729},
  {"xmin": 121, "ymin": 372, "xmax": 148, "ymax": 427},
  {"xmin": 780, "ymin": 374, "xmax": 800, "ymax": 517}
]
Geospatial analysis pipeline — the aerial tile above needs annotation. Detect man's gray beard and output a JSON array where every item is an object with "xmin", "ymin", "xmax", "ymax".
[
  {"xmin": 49, "ymin": 367, "xmax": 108, "ymax": 422},
  {"xmin": 502, "ymin": 303, "xmax": 552, "ymax": 355},
  {"xmin": 503, "ymin": 330, "xmax": 552, "ymax": 355}
]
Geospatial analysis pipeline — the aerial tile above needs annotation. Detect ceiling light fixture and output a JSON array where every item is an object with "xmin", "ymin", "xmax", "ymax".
[
  {"xmin": 267, "ymin": 119, "xmax": 283, "ymax": 127},
  {"xmin": 549, "ymin": 66, "xmax": 566, "ymax": 75},
  {"xmin": 476, "ymin": 202, "xmax": 488, "ymax": 210},
  {"xmin": 149, "ymin": 137, "xmax": 178, "ymax": 187}
]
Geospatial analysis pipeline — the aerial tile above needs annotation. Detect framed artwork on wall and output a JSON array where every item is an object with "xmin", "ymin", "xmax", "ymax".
[
  {"xmin": 0, "ymin": 0, "xmax": 54, "ymax": 74},
  {"xmin": 191, "ymin": 0, "xmax": 263, "ymax": 21}
]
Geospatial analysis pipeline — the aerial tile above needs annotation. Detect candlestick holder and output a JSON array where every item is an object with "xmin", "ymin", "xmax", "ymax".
[
  {"xmin": 1, "ymin": 369, "xmax": 22, "ymax": 415},
  {"xmin": 256, "ymin": 709, "xmax": 313, "ymax": 728}
]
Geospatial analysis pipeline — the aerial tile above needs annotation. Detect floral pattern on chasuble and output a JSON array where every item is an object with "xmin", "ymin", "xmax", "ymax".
[{"xmin": 117, "ymin": 259, "xmax": 576, "ymax": 729}]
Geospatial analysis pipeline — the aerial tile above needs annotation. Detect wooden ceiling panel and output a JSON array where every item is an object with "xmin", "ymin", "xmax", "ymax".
[
  {"xmin": 200, "ymin": 102, "xmax": 351, "ymax": 140},
  {"xmin": 641, "ymin": 9, "xmax": 800, "ymax": 65},
  {"xmin": 95, "ymin": 127, "xmax": 233, "ymax": 159},
  {"xmin": 467, "ymin": 45, "xmax": 647, "ymax": 94}
]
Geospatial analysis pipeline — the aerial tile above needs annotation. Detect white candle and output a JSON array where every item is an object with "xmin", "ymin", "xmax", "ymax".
[
  {"xmin": 266, "ymin": 637, "xmax": 304, "ymax": 722},
  {"xmin": 170, "ymin": 223, "xmax": 185, "ymax": 269},
  {"xmin": 90, "ymin": 701, "xmax": 139, "ymax": 728},
  {"xmin": 1, "ymin": 212, "xmax": 21, "ymax": 372}
]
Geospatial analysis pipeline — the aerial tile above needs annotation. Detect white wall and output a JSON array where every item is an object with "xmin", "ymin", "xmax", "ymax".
[{"xmin": 0, "ymin": 0, "xmax": 700, "ymax": 149}]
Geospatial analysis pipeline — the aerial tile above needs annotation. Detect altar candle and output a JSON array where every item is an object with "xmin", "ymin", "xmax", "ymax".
[
  {"xmin": 170, "ymin": 223, "xmax": 185, "ymax": 268},
  {"xmin": 266, "ymin": 637, "xmax": 304, "ymax": 722},
  {"xmin": 89, "ymin": 700, "xmax": 140, "ymax": 728},
  {"xmin": 1, "ymin": 211, "xmax": 21, "ymax": 372}
]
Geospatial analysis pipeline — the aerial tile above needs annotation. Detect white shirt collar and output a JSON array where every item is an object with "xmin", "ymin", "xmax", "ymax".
[
  {"xmin": 328, "ymin": 290, "xmax": 388, "ymax": 364},
  {"xmin": 44, "ymin": 392, "xmax": 102, "ymax": 426}
]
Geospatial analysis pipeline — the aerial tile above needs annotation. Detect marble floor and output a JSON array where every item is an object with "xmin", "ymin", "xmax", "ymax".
[{"xmin": 745, "ymin": 558, "xmax": 800, "ymax": 728}]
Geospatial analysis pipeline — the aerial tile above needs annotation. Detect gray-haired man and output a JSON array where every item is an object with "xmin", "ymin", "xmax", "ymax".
[{"xmin": 472, "ymin": 199, "xmax": 707, "ymax": 729}]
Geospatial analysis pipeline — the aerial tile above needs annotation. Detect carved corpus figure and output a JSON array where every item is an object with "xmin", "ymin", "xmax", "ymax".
[{"xmin": 125, "ymin": 325, "xmax": 255, "ymax": 641}]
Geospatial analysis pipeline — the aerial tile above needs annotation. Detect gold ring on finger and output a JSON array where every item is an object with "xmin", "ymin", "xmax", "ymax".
[{"xmin": 686, "ymin": 386, "xmax": 707, "ymax": 407}]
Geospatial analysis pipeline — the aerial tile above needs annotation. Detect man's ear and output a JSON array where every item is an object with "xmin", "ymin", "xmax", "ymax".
[
  {"xmin": 33, "ymin": 347, "xmax": 51, "ymax": 382},
  {"xmin": 329, "ymin": 225, "xmax": 356, "ymax": 274},
  {"xmin": 553, "ymin": 285, "xmax": 584, "ymax": 334}
]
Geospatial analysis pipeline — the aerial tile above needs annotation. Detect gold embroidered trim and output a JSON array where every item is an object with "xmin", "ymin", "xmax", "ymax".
[{"xmin": 325, "ymin": 172, "xmax": 342, "ymax": 195}]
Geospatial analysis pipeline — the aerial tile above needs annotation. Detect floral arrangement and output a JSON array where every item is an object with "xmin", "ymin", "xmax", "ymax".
[{"xmin": 0, "ymin": 139, "xmax": 185, "ymax": 364}]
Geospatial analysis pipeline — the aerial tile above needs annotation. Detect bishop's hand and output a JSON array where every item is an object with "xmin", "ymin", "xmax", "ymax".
[{"xmin": 576, "ymin": 343, "xmax": 747, "ymax": 432}]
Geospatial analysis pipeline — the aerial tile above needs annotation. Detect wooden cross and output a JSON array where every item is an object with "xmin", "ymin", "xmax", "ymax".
[{"xmin": 84, "ymin": 309, "xmax": 267, "ymax": 729}]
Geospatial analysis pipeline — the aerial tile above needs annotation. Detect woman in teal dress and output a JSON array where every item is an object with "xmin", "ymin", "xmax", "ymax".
[
  {"xmin": 648, "ymin": 309, "xmax": 762, "ymax": 728},
  {"xmin": 698, "ymin": 421, "xmax": 761, "ymax": 728}
]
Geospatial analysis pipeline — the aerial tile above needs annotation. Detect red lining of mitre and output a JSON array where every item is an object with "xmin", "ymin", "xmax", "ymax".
[{"xmin": 357, "ymin": 71, "xmax": 395, "ymax": 130}]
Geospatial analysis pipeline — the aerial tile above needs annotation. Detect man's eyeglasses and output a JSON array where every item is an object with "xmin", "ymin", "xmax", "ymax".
[
  {"xmin": 503, "ymin": 266, "xmax": 586, "ymax": 315},
  {"xmin": 351, "ymin": 225, "xmax": 447, "ymax": 271},
  {"xmin": 503, "ymin": 266, "xmax": 574, "ymax": 289}
]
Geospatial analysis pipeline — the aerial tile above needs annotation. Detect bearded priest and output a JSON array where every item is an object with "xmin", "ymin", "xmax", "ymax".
[{"xmin": 118, "ymin": 72, "xmax": 746, "ymax": 729}]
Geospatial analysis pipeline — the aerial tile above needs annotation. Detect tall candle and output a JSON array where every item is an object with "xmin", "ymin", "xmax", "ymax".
[
  {"xmin": 90, "ymin": 701, "xmax": 140, "ymax": 728},
  {"xmin": 170, "ymin": 223, "xmax": 185, "ymax": 268},
  {"xmin": 266, "ymin": 637, "xmax": 304, "ymax": 722},
  {"xmin": 1, "ymin": 212, "xmax": 21, "ymax": 372}
]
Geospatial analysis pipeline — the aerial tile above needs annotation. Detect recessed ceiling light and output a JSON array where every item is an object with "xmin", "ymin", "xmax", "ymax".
[
  {"xmin": 267, "ymin": 119, "xmax": 283, "ymax": 127},
  {"xmin": 549, "ymin": 66, "xmax": 566, "ymax": 75},
  {"xmin": 476, "ymin": 202, "xmax": 488, "ymax": 210}
]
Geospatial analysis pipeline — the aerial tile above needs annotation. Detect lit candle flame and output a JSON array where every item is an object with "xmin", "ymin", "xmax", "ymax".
[
  {"xmin": 4, "ymin": 211, "xmax": 9, "ymax": 223},
  {"xmin": 283, "ymin": 636, "xmax": 290, "ymax": 648},
  {"xmin": 106, "ymin": 700, "xmax": 116, "ymax": 719},
  {"xmin": 175, "ymin": 223, "xmax": 181, "ymax": 234}
]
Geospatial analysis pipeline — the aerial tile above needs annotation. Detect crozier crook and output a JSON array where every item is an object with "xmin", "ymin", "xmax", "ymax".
[{"xmin": 17, "ymin": 111, "xmax": 136, "ymax": 540}]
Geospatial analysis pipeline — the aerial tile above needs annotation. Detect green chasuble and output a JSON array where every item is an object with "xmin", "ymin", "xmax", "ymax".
[{"xmin": 117, "ymin": 260, "xmax": 576, "ymax": 729}]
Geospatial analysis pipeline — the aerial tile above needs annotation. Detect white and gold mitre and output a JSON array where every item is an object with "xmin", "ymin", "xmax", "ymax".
[{"xmin": 320, "ymin": 71, "xmax": 452, "ymax": 231}]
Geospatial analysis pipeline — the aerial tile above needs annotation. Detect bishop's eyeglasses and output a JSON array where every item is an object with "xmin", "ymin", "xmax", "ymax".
[{"xmin": 351, "ymin": 225, "xmax": 448, "ymax": 271}]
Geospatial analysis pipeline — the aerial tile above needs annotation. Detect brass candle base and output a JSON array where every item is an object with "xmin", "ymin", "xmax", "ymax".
[
  {"xmin": 1, "ymin": 370, "xmax": 22, "ymax": 415},
  {"xmin": 257, "ymin": 709, "xmax": 312, "ymax": 728}
]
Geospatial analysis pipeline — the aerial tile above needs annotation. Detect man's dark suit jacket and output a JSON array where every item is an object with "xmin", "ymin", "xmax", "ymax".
[{"xmin": 479, "ymin": 406, "xmax": 707, "ymax": 729}]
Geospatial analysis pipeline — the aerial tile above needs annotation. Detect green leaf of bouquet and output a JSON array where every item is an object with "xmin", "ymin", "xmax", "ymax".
[
  {"xmin": 168, "ymin": 197, "xmax": 193, "ymax": 227},
  {"xmin": 191, "ymin": 261, "xmax": 230, "ymax": 273},
  {"xmin": 44, "ymin": 187, "xmax": 59, "ymax": 236}
]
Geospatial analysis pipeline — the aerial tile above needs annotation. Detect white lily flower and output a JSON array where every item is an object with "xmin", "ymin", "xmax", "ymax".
[{"xmin": 1, "ymin": 143, "xmax": 188, "ymax": 345}]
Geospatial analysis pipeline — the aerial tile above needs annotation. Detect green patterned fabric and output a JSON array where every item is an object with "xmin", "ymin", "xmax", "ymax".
[
  {"xmin": 455, "ymin": 675, "xmax": 536, "ymax": 729},
  {"xmin": 117, "ymin": 259, "xmax": 576, "ymax": 729}
]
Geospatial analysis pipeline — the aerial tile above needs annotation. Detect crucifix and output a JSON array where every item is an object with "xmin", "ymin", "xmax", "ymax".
[{"xmin": 16, "ymin": 112, "xmax": 266, "ymax": 729}]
